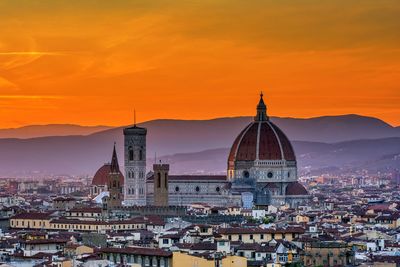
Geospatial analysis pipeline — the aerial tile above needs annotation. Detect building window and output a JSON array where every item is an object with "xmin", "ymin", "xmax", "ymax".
[
  {"xmin": 216, "ymin": 187, "xmax": 220, "ymax": 192},
  {"xmin": 243, "ymin": 170, "xmax": 250, "ymax": 178},
  {"xmin": 267, "ymin": 172, "xmax": 273, "ymax": 178},
  {"xmin": 165, "ymin": 173, "xmax": 168, "ymax": 188},
  {"xmin": 128, "ymin": 146, "xmax": 134, "ymax": 161},
  {"xmin": 175, "ymin": 186, "xmax": 179, "ymax": 192},
  {"xmin": 195, "ymin": 186, "xmax": 200, "ymax": 192},
  {"xmin": 139, "ymin": 150, "xmax": 143, "ymax": 160},
  {"xmin": 260, "ymin": 234, "xmax": 264, "ymax": 239},
  {"xmin": 157, "ymin": 173, "xmax": 161, "ymax": 188}
]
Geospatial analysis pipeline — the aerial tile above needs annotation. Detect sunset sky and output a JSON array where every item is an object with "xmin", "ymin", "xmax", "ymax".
[{"xmin": 0, "ymin": 0, "xmax": 399, "ymax": 128}]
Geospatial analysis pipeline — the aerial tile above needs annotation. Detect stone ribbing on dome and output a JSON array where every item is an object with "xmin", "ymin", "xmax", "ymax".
[
  {"xmin": 258, "ymin": 122, "xmax": 282, "ymax": 160},
  {"xmin": 228, "ymin": 121, "xmax": 296, "ymax": 162},
  {"xmin": 228, "ymin": 123, "xmax": 253, "ymax": 163},
  {"xmin": 270, "ymin": 122, "xmax": 296, "ymax": 161},
  {"xmin": 228, "ymin": 93, "xmax": 296, "ymax": 163},
  {"xmin": 236, "ymin": 123, "xmax": 258, "ymax": 161}
]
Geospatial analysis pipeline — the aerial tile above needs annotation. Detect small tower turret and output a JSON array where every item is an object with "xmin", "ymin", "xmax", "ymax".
[{"xmin": 153, "ymin": 163, "xmax": 169, "ymax": 206}]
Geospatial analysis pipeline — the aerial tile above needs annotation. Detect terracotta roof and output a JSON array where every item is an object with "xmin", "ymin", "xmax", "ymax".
[
  {"xmin": 22, "ymin": 239, "xmax": 69, "ymax": 244},
  {"xmin": 92, "ymin": 163, "xmax": 124, "ymax": 186},
  {"xmin": 99, "ymin": 247, "xmax": 171, "ymax": 257},
  {"xmin": 218, "ymin": 227, "xmax": 305, "ymax": 235},
  {"xmin": 11, "ymin": 212, "xmax": 52, "ymax": 220},
  {"xmin": 228, "ymin": 120, "xmax": 296, "ymax": 162},
  {"xmin": 285, "ymin": 182, "xmax": 308, "ymax": 196},
  {"xmin": 68, "ymin": 207, "xmax": 102, "ymax": 213}
]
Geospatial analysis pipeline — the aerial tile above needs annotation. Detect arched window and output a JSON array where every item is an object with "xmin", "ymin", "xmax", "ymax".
[
  {"xmin": 128, "ymin": 146, "xmax": 134, "ymax": 161},
  {"xmin": 165, "ymin": 173, "xmax": 168, "ymax": 188},
  {"xmin": 139, "ymin": 150, "xmax": 143, "ymax": 160},
  {"xmin": 157, "ymin": 173, "xmax": 161, "ymax": 188},
  {"xmin": 113, "ymin": 180, "xmax": 116, "ymax": 187}
]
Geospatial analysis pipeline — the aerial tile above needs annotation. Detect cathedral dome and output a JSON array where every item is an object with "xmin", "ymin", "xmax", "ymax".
[
  {"xmin": 228, "ymin": 93, "xmax": 295, "ymax": 163},
  {"xmin": 92, "ymin": 163, "xmax": 124, "ymax": 186},
  {"xmin": 285, "ymin": 182, "xmax": 308, "ymax": 195}
]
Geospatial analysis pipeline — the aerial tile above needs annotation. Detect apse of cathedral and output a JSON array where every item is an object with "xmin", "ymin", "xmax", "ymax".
[{"xmin": 92, "ymin": 94, "xmax": 310, "ymax": 208}]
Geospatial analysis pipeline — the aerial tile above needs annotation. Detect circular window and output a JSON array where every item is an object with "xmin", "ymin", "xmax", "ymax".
[
  {"xmin": 195, "ymin": 186, "xmax": 200, "ymax": 192},
  {"xmin": 243, "ymin": 170, "xmax": 250, "ymax": 178},
  {"xmin": 216, "ymin": 187, "xmax": 220, "ymax": 193},
  {"xmin": 175, "ymin": 186, "xmax": 180, "ymax": 192},
  {"xmin": 267, "ymin": 172, "xmax": 273, "ymax": 178}
]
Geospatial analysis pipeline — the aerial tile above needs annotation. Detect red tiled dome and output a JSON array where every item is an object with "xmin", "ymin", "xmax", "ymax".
[
  {"xmin": 92, "ymin": 164, "xmax": 124, "ymax": 186},
  {"xmin": 228, "ymin": 121, "xmax": 296, "ymax": 162},
  {"xmin": 285, "ymin": 182, "xmax": 308, "ymax": 195}
]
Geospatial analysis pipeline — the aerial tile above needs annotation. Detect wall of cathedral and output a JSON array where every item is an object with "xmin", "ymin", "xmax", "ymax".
[
  {"xmin": 232, "ymin": 160, "xmax": 297, "ymax": 183},
  {"xmin": 146, "ymin": 179, "xmax": 241, "ymax": 207}
]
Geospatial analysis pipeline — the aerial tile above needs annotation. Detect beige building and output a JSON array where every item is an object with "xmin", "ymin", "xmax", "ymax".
[
  {"xmin": 172, "ymin": 252, "xmax": 246, "ymax": 267},
  {"xmin": 218, "ymin": 227, "xmax": 305, "ymax": 243},
  {"xmin": 10, "ymin": 213, "xmax": 149, "ymax": 232}
]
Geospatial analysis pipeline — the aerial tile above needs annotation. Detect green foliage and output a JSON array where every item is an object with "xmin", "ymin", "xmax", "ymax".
[{"xmin": 262, "ymin": 216, "xmax": 275, "ymax": 224}]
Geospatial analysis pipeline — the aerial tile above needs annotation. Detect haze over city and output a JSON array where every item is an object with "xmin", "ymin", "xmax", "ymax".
[{"xmin": 0, "ymin": 1, "xmax": 399, "ymax": 267}]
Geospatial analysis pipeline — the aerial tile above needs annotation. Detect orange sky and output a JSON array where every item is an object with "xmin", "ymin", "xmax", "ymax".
[{"xmin": 0, "ymin": 0, "xmax": 399, "ymax": 128}]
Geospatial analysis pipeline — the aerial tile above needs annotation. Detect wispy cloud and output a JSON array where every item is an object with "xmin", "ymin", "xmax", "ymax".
[
  {"xmin": 0, "ymin": 51, "xmax": 64, "ymax": 56},
  {"xmin": 0, "ymin": 95, "xmax": 63, "ymax": 100},
  {"xmin": 0, "ymin": 77, "xmax": 18, "ymax": 90}
]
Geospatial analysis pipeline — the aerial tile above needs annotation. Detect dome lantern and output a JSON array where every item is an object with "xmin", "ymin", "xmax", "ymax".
[{"xmin": 254, "ymin": 91, "xmax": 269, "ymax": 122}]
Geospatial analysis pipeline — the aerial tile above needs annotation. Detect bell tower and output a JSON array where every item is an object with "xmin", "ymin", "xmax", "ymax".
[
  {"xmin": 123, "ymin": 112, "xmax": 147, "ymax": 206},
  {"xmin": 153, "ymin": 163, "xmax": 169, "ymax": 206}
]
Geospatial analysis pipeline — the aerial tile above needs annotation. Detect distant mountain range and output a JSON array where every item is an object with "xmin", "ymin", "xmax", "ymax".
[
  {"xmin": 154, "ymin": 138, "xmax": 400, "ymax": 175},
  {"xmin": 0, "ymin": 124, "xmax": 112, "ymax": 139},
  {"xmin": 0, "ymin": 114, "xmax": 399, "ymax": 176}
]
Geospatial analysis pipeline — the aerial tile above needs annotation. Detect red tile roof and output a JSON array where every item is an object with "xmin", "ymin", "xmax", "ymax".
[
  {"xmin": 285, "ymin": 182, "xmax": 308, "ymax": 196},
  {"xmin": 99, "ymin": 247, "xmax": 172, "ymax": 257},
  {"xmin": 92, "ymin": 163, "xmax": 124, "ymax": 186},
  {"xmin": 228, "ymin": 121, "xmax": 296, "ymax": 163}
]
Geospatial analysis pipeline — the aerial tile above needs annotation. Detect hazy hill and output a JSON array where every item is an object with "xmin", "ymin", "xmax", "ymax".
[
  {"xmin": 0, "ymin": 114, "xmax": 399, "ymax": 176},
  {"xmin": 154, "ymin": 138, "xmax": 400, "ymax": 175},
  {"xmin": 0, "ymin": 124, "xmax": 112, "ymax": 139},
  {"xmin": 89, "ymin": 114, "xmax": 400, "ymax": 157}
]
